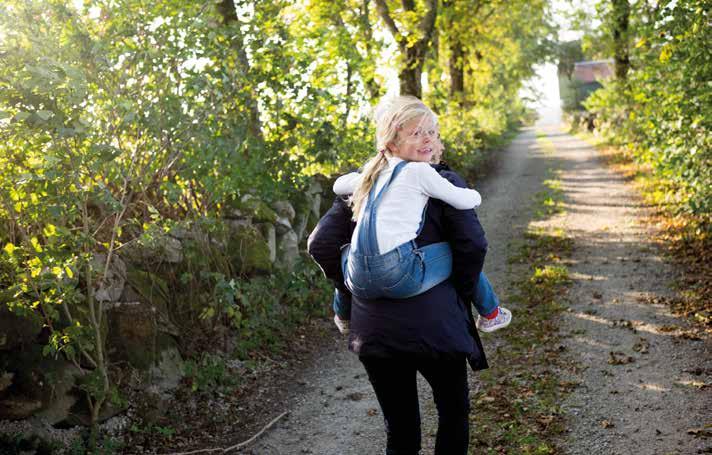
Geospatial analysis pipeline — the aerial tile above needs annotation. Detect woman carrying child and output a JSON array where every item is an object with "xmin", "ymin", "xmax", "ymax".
[
  {"xmin": 308, "ymin": 95, "xmax": 503, "ymax": 454},
  {"xmin": 330, "ymin": 96, "xmax": 512, "ymax": 334}
]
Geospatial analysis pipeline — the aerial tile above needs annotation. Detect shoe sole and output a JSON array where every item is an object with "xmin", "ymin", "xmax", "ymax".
[{"xmin": 477, "ymin": 315, "xmax": 512, "ymax": 333}]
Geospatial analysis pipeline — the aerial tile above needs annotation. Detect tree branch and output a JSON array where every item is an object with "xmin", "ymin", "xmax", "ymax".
[
  {"xmin": 374, "ymin": 0, "xmax": 401, "ymax": 42},
  {"xmin": 418, "ymin": 0, "xmax": 438, "ymax": 48}
]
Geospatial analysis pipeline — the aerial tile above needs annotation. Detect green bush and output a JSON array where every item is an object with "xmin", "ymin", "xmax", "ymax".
[{"xmin": 583, "ymin": 1, "xmax": 711, "ymax": 218}]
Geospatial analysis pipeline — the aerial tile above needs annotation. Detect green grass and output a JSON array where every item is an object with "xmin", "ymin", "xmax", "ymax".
[{"xmin": 468, "ymin": 157, "xmax": 574, "ymax": 453}]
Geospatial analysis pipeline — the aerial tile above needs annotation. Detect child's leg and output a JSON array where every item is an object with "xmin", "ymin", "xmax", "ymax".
[
  {"xmin": 332, "ymin": 288, "xmax": 351, "ymax": 320},
  {"xmin": 474, "ymin": 272, "xmax": 512, "ymax": 332},
  {"xmin": 473, "ymin": 272, "xmax": 499, "ymax": 318},
  {"xmin": 416, "ymin": 242, "xmax": 453, "ymax": 292}
]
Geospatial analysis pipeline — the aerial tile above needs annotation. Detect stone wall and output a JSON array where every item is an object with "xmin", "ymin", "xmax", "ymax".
[{"xmin": 0, "ymin": 178, "xmax": 334, "ymax": 426}]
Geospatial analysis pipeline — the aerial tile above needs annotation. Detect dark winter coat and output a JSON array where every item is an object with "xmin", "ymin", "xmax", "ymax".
[{"xmin": 307, "ymin": 165, "xmax": 489, "ymax": 371}]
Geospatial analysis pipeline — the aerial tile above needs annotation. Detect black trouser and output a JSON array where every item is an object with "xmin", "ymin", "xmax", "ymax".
[{"xmin": 360, "ymin": 354, "xmax": 470, "ymax": 455}]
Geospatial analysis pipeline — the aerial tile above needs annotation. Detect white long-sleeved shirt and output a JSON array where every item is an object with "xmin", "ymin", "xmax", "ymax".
[{"xmin": 334, "ymin": 156, "xmax": 481, "ymax": 254}]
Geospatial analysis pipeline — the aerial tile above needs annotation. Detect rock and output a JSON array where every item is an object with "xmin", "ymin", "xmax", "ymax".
[
  {"xmin": 239, "ymin": 195, "xmax": 278, "ymax": 224},
  {"xmin": 148, "ymin": 345, "xmax": 184, "ymax": 393},
  {"xmin": 121, "ymin": 231, "xmax": 184, "ymax": 265},
  {"xmin": 307, "ymin": 181, "xmax": 323, "ymax": 220},
  {"xmin": 223, "ymin": 207, "xmax": 247, "ymax": 221},
  {"xmin": 272, "ymin": 200, "xmax": 296, "ymax": 221},
  {"xmin": 92, "ymin": 253, "xmax": 127, "ymax": 302},
  {"xmin": 107, "ymin": 301, "xmax": 155, "ymax": 370},
  {"xmin": 33, "ymin": 362, "xmax": 82, "ymax": 425},
  {"xmin": 227, "ymin": 224, "xmax": 272, "ymax": 274},
  {"xmin": 292, "ymin": 194, "xmax": 312, "ymax": 243},
  {"xmin": 122, "ymin": 270, "xmax": 170, "ymax": 310},
  {"xmin": 276, "ymin": 230, "xmax": 300, "ymax": 271},
  {"xmin": 226, "ymin": 218, "xmax": 252, "ymax": 231},
  {"xmin": 0, "ymin": 371, "xmax": 13, "ymax": 393},
  {"xmin": 168, "ymin": 225, "xmax": 193, "ymax": 240},
  {"xmin": 107, "ymin": 300, "xmax": 183, "ymax": 390},
  {"xmin": 307, "ymin": 180, "xmax": 323, "ymax": 196},
  {"xmin": 0, "ymin": 304, "xmax": 42, "ymax": 352},
  {"xmin": 160, "ymin": 236, "xmax": 183, "ymax": 263},
  {"xmin": 275, "ymin": 216, "xmax": 292, "ymax": 235},
  {"xmin": 256, "ymin": 223, "xmax": 277, "ymax": 263},
  {"xmin": 0, "ymin": 396, "xmax": 43, "ymax": 420},
  {"xmin": 292, "ymin": 185, "xmax": 325, "ymax": 244},
  {"xmin": 0, "ymin": 346, "xmax": 80, "ymax": 423},
  {"xmin": 61, "ymin": 393, "xmax": 127, "ymax": 427}
]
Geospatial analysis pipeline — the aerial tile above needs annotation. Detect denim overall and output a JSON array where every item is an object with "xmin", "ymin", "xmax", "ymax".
[{"xmin": 334, "ymin": 161, "xmax": 499, "ymax": 316}]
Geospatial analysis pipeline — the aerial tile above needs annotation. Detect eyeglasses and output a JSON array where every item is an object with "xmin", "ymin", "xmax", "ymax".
[{"xmin": 400, "ymin": 128, "xmax": 438, "ymax": 143}]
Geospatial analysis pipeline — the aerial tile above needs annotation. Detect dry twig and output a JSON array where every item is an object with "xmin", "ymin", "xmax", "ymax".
[{"xmin": 161, "ymin": 411, "xmax": 289, "ymax": 455}]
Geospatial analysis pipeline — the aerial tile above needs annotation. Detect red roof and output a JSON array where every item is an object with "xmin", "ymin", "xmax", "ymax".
[{"xmin": 573, "ymin": 60, "xmax": 614, "ymax": 83}]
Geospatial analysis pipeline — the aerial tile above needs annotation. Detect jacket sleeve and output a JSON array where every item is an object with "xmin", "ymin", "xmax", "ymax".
[
  {"xmin": 307, "ymin": 196, "xmax": 355, "ymax": 296},
  {"xmin": 438, "ymin": 170, "xmax": 488, "ymax": 305}
]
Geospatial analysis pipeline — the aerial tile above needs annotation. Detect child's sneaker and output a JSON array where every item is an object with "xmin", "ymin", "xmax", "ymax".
[
  {"xmin": 333, "ymin": 314, "xmax": 350, "ymax": 335},
  {"xmin": 476, "ymin": 307, "xmax": 512, "ymax": 333}
]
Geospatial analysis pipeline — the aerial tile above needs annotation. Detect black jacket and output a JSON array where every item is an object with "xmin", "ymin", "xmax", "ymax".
[{"xmin": 308, "ymin": 165, "xmax": 489, "ymax": 371}]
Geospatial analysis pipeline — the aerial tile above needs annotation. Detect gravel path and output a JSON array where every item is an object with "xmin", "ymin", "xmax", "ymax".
[{"xmin": 538, "ymin": 124, "xmax": 712, "ymax": 455}]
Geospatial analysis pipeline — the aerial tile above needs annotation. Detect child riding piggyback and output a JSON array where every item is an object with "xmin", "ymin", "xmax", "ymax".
[{"xmin": 328, "ymin": 95, "xmax": 512, "ymax": 335}]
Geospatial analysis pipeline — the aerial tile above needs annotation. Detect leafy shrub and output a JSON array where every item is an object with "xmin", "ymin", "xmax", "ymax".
[{"xmin": 583, "ymin": 1, "xmax": 711, "ymax": 218}]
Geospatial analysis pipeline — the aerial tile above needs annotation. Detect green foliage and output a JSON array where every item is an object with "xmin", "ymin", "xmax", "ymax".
[
  {"xmin": 182, "ymin": 352, "xmax": 237, "ymax": 394},
  {"xmin": 230, "ymin": 257, "xmax": 331, "ymax": 358},
  {"xmin": 580, "ymin": 0, "xmax": 711, "ymax": 217},
  {"xmin": 0, "ymin": 432, "xmax": 61, "ymax": 455}
]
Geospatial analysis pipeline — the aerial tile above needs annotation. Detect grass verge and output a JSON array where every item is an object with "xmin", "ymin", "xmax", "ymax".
[{"xmin": 468, "ymin": 158, "xmax": 575, "ymax": 454}]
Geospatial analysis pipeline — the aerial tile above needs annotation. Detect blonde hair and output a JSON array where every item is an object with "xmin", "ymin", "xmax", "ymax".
[
  {"xmin": 350, "ymin": 96, "xmax": 437, "ymax": 220},
  {"xmin": 431, "ymin": 135, "xmax": 444, "ymax": 164}
]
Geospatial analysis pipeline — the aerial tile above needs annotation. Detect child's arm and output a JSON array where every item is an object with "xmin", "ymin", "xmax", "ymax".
[
  {"xmin": 414, "ymin": 163, "xmax": 481, "ymax": 210},
  {"xmin": 333, "ymin": 172, "xmax": 362, "ymax": 195}
]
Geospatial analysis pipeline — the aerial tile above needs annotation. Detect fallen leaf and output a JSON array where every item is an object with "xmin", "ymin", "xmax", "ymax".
[
  {"xmin": 632, "ymin": 337, "xmax": 650, "ymax": 354},
  {"xmin": 608, "ymin": 351, "xmax": 635, "ymax": 365},
  {"xmin": 600, "ymin": 419, "xmax": 614, "ymax": 429},
  {"xmin": 658, "ymin": 324, "xmax": 679, "ymax": 332},
  {"xmin": 537, "ymin": 415, "xmax": 555, "ymax": 426},
  {"xmin": 686, "ymin": 425, "xmax": 712, "ymax": 437},
  {"xmin": 612, "ymin": 319, "xmax": 637, "ymax": 332},
  {"xmin": 346, "ymin": 392, "xmax": 363, "ymax": 401}
]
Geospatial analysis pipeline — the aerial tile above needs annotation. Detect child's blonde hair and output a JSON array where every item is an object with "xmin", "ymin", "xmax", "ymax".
[{"xmin": 351, "ymin": 95, "xmax": 437, "ymax": 220}]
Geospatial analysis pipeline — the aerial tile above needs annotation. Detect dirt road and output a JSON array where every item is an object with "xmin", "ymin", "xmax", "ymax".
[
  {"xmin": 244, "ymin": 126, "xmax": 710, "ymax": 454},
  {"xmin": 541, "ymin": 125, "xmax": 711, "ymax": 455}
]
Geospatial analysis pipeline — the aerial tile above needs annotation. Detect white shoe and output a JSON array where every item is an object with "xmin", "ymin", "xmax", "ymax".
[
  {"xmin": 333, "ymin": 314, "xmax": 350, "ymax": 335},
  {"xmin": 476, "ymin": 307, "xmax": 512, "ymax": 333}
]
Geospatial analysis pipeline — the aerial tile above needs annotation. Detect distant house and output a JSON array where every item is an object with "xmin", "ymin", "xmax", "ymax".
[
  {"xmin": 559, "ymin": 59, "xmax": 613, "ymax": 111},
  {"xmin": 573, "ymin": 60, "xmax": 614, "ymax": 83}
]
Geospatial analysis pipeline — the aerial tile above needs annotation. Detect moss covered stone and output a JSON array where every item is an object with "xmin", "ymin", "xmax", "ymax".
[
  {"xmin": 237, "ymin": 196, "xmax": 278, "ymax": 224},
  {"xmin": 227, "ymin": 224, "xmax": 272, "ymax": 274}
]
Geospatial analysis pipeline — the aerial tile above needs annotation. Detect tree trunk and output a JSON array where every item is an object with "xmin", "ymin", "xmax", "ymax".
[
  {"xmin": 360, "ymin": 0, "xmax": 382, "ymax": 99},
  {"xmin": 375, "ymin": 0, "xmax": 437, "ymax": 99},
  {"xmin": 449, "ymin": 40, "xmax": 465, "ymax": 100},
  {"xmin": 400, "ymin": 45, "xmax": 424, "ymax": 97},
  {"xmin": 612, "ymin": 0, "xmax": 630, "ymax": 81},
  {"xmin": 218, "ymin": 0, "xmax": 264, "ymax": 141}
]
